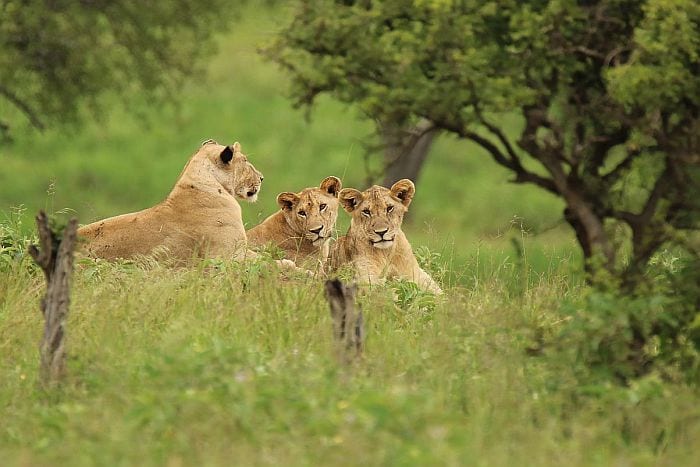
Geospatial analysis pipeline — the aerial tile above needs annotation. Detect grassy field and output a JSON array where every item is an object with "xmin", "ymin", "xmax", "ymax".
[
  {"xmin": 1, "ymin": 253, "xmax": 699, "ymax": 466},
  {"xmin": 0, "ymin": 247, "xmax": 700, "ymax": 466},
  {"xmin": 1, "ymin": 4, "xmax": 699, "ymax": 466}
]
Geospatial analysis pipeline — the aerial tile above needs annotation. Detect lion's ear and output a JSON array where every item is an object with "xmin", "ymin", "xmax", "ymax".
[
  {"xmin": 277, "ymin": 192, "xmax": 300, "ymax": 211},
  {"xmin": 232, "ymin": 142, "xmax": 242, "ymax": 153},
  {"xmin": 220, "ymin": 146, "xmax": 234, "ymax": 164},
  {"xmin": 320, "ymin": 176, "xmax": 342, "ymax": 197},
  {"xmin": 339, "ymin": 188, "xmax": 363, "ymax": 212},
  {"xmin": 390, "ymin": 179, "xmax": 415, "ymax": 207}
]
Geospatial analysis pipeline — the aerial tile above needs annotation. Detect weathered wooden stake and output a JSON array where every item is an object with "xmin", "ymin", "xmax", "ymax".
[
  {"xmin": 324, "ymin": 279, "xmax": 364, "ymax": 361},
  {"xmin": 28, "ymin": 211, "xmax": 79, "ymax": 386}
]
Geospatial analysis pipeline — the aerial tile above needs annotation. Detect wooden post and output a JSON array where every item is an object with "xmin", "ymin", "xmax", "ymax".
[
  {"xmin": 28, "ymin": 211, "xmax": 79, "ymax": 386},
  {"xmin": 324, "ymin": 279, "xmax": 364, "ymax": 361}
]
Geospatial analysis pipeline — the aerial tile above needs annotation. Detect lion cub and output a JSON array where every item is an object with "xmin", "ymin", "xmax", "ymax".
[
  {"xmin": 247, "ymin": 176, "xmax": 342, "ymax": 266},
  {"xmin": 330, "ymin": 179, "xmax": 442, "ymax": 294},
  {"xmin": 78, "ymin": 140, "xmax": 264, "ymax": 261}
]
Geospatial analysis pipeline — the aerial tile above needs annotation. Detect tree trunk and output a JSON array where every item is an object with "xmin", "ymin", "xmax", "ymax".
[
  {"xmin": 561, "ymin": 191, "xmax": 615, "ymax": 274},
  {"xmin": 534, "ymin": 153, "xmax": 615, "ymax": 273},
  {"xmin": 28, "ymin": 211, "xmax": 79, "ymax": 386},
  {"xmin": 381, "ymin": 119, "xmax": 438, "ymax": 187}
]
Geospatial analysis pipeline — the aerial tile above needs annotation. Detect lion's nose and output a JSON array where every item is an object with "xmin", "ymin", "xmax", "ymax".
[
  {"xmin": 374, "ymin": 228, "xmax": 388, "ymax": 238},
  {"xmin": 309, "ymin": 226, "xmax": 323, "ymax": 235}
]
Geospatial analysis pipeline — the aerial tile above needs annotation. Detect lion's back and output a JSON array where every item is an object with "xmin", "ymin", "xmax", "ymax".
[{"xmin": 78, "ymin": 208, "xmax": 169, "ymax": 260}]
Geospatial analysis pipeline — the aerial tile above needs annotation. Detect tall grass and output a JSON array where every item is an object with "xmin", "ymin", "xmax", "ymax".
[{"xmin": 1, "ymin": 240, "xmax": 698, "ymax": 465}]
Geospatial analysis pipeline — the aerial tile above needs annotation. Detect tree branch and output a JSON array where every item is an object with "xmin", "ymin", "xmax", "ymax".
[
  {"xmin": 616, "ymin": 165, "xmax": 670, "ymax": 231},
  {"xmin": 638, "ymin": 167, "xmax": 669, "ymax": 227},
  {"xmin": 0, "ymin": 85, "xmax": 45, "ymax": 130},
  {"xmin": 601, "ymin": 146, "xmax": 643, "ymax": 184},
  {"xmin": 472, "ymin": 106, "xmax": 520, "ymax": 163},
  {"xmin": 517, "ymin": 105, "xmax": 570, "ymax": 190},
  {"xmin": 570, "ymin": 45, "xmax": 606, "ymax": 60},
  {"xmin": 428, "ymin": 115, "xmax": 558, "ymax": 195},
  {"xmin": 586, "ymin": 127, "xmax": 630, "ymax": 175}
]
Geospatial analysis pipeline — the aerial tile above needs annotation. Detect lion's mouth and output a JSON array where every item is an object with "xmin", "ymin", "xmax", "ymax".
[
  {"xmin": 237, "ymin": 186, "xmax": 260, "ymax": 202},
  {"xmin": 371, "ymin": 237, "xmax": 395, "ymax": 248}
]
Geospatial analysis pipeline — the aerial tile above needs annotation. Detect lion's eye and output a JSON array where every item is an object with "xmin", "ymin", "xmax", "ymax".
[
  {"xmin": 362, "ymin": 209, "xmax": 371, "ymax": 217},
  {"xmin": 298, "ymin": 210, "xmax": 306, "ymax": 217},
  {"xmin": 386, "ymin": 205, "xmax": 394, "ymax": 213},
  {"xmin": 319, "ymin": 203, "xmax": 327, "ymax": 211}
]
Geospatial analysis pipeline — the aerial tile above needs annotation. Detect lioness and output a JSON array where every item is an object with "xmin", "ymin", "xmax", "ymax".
[
  {"xmin": 247, "ymin": 176, "xmax": 342, "ymax": 265},
  {"xmin": 78, "ymin": 140, "xmax": 264, "ymax": 261},
  {"xmin": 330, "ymin": 179, "xmax": 442, "ymax": 294}
]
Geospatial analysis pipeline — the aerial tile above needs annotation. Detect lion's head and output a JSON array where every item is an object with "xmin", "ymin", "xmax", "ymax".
[
  {"xmin": 199, "ymin": 139, "xmax": 264, "ymax": 202},
  {"xmin": 339, "ymin": 179, "xmax": 415, "ymax": 250},
  {"xmin": 276, "ymin": 176, "xmax": 342, "ymax": 246}
]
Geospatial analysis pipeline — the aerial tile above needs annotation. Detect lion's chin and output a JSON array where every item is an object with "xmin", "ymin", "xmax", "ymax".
[{"xmin": 311, "ymin": 237, "xmax": 327, "ymax": 247}]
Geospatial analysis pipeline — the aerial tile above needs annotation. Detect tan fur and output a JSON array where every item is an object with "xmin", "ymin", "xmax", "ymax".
[
  {"xmin": 330, "ymin": 179, "xmax": 442, "ymax": 294},
  {"xmin": 78, "ymin": 140, "xmax": 264, "ymax": 261},
  {"xmin": 247, "ymin": 176, "xmax": 341, "ymax": 266}
]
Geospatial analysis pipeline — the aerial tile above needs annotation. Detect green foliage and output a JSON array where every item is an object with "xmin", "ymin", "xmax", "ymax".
[
  {"xmin": 391, "ymin": 279, "xmax": 437, "ymax": 312},
  {"xmin": 0, "ymin": 206, "xmax": 32, "ymax": 270},
  {"xmin": 414, "ymin": 244, "xmax": 448, "ymax": 286},
  {"xmin": 0, "ymin": 0, "xmax": 236, "ymax": 136},
  {"xmin": 606, "ymin": 0, "xmax": 700, "ymax": 112},
  {"xmin": 555, "ymin": 252, "xmax": 700, "ymax": 386},
  {"xmin": 265, "ymin": 0, "xmax": 528, "ymax": 122}
]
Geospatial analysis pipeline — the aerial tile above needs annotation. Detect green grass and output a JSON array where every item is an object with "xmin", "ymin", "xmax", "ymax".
[
  {"xmin": 1, "ymin": 248, "xmax": 698, "ymax": 466},
  {"xmin": 2, "ymin": 4, "xmax": 699, "ymax": 466}
]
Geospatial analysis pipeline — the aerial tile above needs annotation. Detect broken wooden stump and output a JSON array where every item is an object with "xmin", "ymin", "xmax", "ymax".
[
  {"xmin": 28, "ymin": 211, "xmax": 79, "ymax": 386},
  {"xmin": 324, "ymin": 279, "xmax": 364, "ymax": 362}
]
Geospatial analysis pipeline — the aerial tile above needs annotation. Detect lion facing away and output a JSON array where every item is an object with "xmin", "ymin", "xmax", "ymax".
[
  {"xmin": 78, "ymin": 140, "xmax": 264, "ymax": 261},
  {"xmin": 247, "ymin": 176, "xmax": 342, "ymax": 266},
  {"xmin": 329, "ymin": 179, "xmax": 442, "ymax": 294}
]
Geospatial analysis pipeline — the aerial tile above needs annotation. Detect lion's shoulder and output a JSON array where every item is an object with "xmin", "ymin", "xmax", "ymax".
[{"xmin": 247, "ymin": 211, "xmax": 286, "ymax": 245}]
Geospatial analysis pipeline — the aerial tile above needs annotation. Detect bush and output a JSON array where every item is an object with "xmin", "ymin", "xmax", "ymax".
[{"xmin": 553, "ymin": 252, "xmax": 700, "ymax": 387}]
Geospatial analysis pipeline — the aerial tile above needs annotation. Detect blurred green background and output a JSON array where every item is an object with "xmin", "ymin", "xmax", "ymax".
[{"xmin": 0, "ymin": 5, "xmax": 578, "ymax": 283}]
